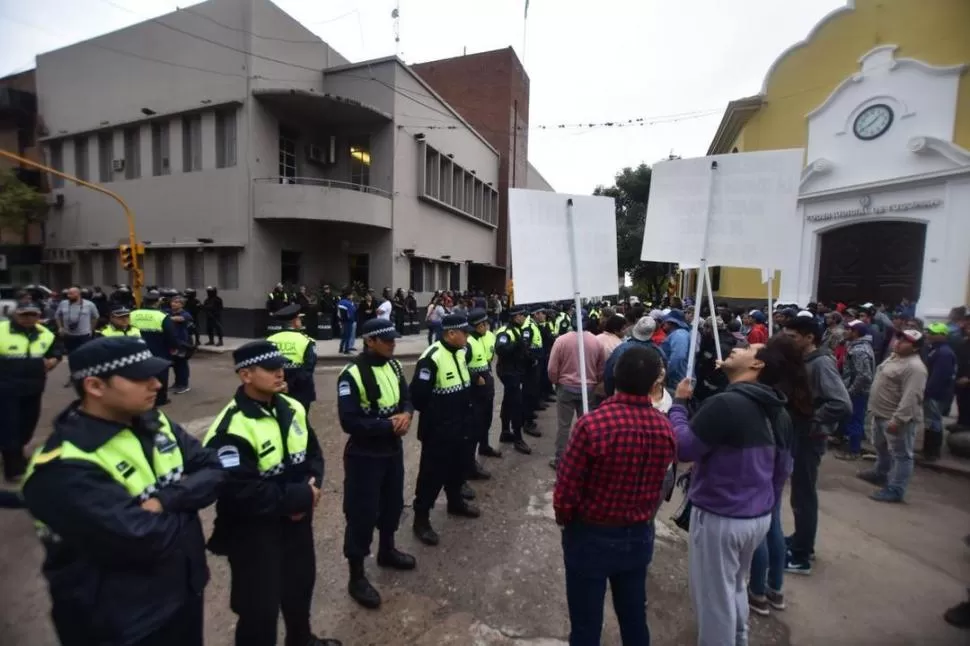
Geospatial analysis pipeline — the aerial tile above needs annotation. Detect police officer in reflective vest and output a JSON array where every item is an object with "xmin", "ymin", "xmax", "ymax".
[
  {"xmin": 21, "ymin": 336, "xmax": 225, "ymax": 646},
  {"xmin": 465, "ymin": 309, "xmax": 500, "ymax": 475},
  {"xmin": 521, "ymin": 306, "xmax": 546, "ymax": 436},
  {"xmin": 410, "ymin": 314, "xmax": 480, "ymax": 546},
  {"xmin": 203, "ymin": 341, "xmax": 341, "ymax": 646},
  {"xmin": 555, "ymin": 305, "xmax": 572, "ymax": 337},
  {"xmin": 98, "ymin": 305, "xmax": 142, "ymax": 338},
  {"xmin": 130, "ymin": 290, "xmax": 176, "ymax": 407},
  {"xmin": 267, "ymin": 303, "xmax": 317, "ymax": 412},
  {"xmin": 494, "ymin": 306, "xmax": 533, "ymax": 455},
  {"xmin": 337, "ymin": 318, "xmax": 416, "ymax": 609},
  {"xmin": 1, "ymin": 301, "xmax": 61, "ymax": 481}
]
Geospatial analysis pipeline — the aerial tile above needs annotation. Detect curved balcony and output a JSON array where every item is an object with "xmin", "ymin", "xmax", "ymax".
[{"xmin": 253, "ymin": 177, "xmax": 392, "ymax": 229}]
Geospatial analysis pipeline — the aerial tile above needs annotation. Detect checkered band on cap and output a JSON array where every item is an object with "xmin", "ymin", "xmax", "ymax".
[
  {"xmin": 362, "ymin": 324, "xmax": 397, "ymax": 338},
  {"xmin": 71, "ymin": 349, "xmax": 154, "ymax": 380},
  {"xmin": 234, "ymin": 350, "xmax": 283, "ymax": 371},
  {"xmin": 441, "ymin": 322, "xmax": 468, "ymax": 330}
]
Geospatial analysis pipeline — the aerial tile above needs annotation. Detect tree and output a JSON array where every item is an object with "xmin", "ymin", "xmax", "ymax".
[
  {"xmin": 594, "ymin": 164, "xmax": 672, "ymax": 304},
  {"xmin": 0, "ymin": 169, "xmax": 46, "ymax": 241}
]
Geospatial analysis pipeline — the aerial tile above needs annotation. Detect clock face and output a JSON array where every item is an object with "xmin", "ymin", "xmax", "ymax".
[{"xmin": 853, "ymin": 104, "xmax": 894, "ymax": 141}]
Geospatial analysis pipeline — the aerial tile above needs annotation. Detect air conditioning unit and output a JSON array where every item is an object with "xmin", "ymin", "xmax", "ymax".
[
  {"xmin": 306, "ymin": 136, "xmax": 337, "ymax": 165},
  {"xmin": 112, "ymin": 158, "xmax": 125, "ymax": 172}
]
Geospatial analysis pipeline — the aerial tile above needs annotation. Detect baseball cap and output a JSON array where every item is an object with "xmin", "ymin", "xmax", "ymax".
[
  {"xmin": 927, "ymin": 322, "xmax": 949, "ymax": 336},
  {"xmin": 631, "ymin": 316, "xmax": 656, "ymax": 341},
  {"xmin": 847, "ymin": 320, "xmax": 870, "ymax": 336},
  {"xmin": 897, "ymin": 329, "xmax": 923, "ymax": 344}
]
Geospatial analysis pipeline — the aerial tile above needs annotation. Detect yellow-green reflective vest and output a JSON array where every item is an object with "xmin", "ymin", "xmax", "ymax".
[
  {"xmin": 483, "ymin": 330, "xmax": 496, "ymax": 358},
  {"xmin": 528, "ymin": 320, "xmax": 542, "ymax": 349},
  {"xmin": 419, "ymin": 342, "xmax": 470, "ymax": 395},
  {"xmin": 204, "ymin": 394, "xmax": 309, "ymax": 477},
  {"xmin": 25, "ymin": 412, "xmax": 184, "ymax": 503},
  {"xmin": 341, "ymin": 361, "xmax": 402, "ymax": 416},
  {"xmin": 466, "ymin": 334, "xmax": 491, "ymax": 373},
  {"xmin": 99, "ymin": 325, "xmax": 142, "ymax": 338},
  {"xmin": 130, "ymin": 309, "xmax": 166, "ymax": 332},
  {"xmin": 495, "ymin": 325, "xmax": 520, "ymax": 344},
  {"xmin": 0, "ymin": 320, "xmax": 55, "ymax": 357},
  {"xmin": 267, "ymin": 330, "xmax": 311, "ymax": 367}
]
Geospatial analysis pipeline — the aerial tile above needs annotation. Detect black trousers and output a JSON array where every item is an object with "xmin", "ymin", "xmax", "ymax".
[
  {"xmin": 523, "ymin": 363, "xmax": 540, "ymax": 419},
  {"xmin": 64, "ymin": 334, "xmax": 92, "ymax": 354},
  {"xmin": 789, "ymin": 434, "xmax": 825, "ymax": 560},
  {"xmin": 53, "ymin": 594, "xmax": 204, "ymax": 646},
  {"xmin": 498, "ymin": 374, "xmax": 524, "ymax": 438},
  {"xmin": 155, "ymin": 366, "xmax": 170, "ymax": 406},
  {"xmin": 471, "ymin": 378, "xmax": 495, "ymax": 454},
  {"xmin": 957, "ymin": 386, "xmax": 970, "ymax": 426},
  {"xmin": 227, "ymin": 518, "xmax": 315, "ymax": 646},
  {"xmin": 206, "ymin": 316, "xmax": 224, "ymax": 343},
  {"xmin": 0, "ymin": 393, "xmax": 43, "ymax": 480},
  {"xmin": 343, "ymin": 449, "xmax": 405, "ymax": 559},
  {"xmin": 413, "ymin": 438, "xmax": 469, "ymax": 515}
]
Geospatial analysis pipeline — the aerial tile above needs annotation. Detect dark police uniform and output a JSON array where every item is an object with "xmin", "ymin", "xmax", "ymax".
[
  {"xmin": 203, "ymin": 341, "xmax": 339, "ymax": 646},
  {"xmin": 494, "ymin": 306, "xmax": 533, "ymax": 455},
  {"xmin": 411, "ymin": 314, "xmax": 480, "ymax": 547},
  {"xmin": 337, "ymin": 319, "xmax": 416, "ymax": 609},
  {"xmin": 0, "ymin": 302, "xmax": 61, "ymax": 481},
  {"xmin": 22, "ymin": 337, "xmax": 225, "ymax": 646},
  {"xmin": 521, "ymin": 310, "xmax": 545, "ymax": 433},
  {"xmin": 130, "ymin": 291, "xmax": 176, "ymax": 407},
  {"xmin": 465, "ymin": 308, "xmax": 500, "ymax": 468},
  {"xmin": 98, "ymin": 306, "xmax": 143, "ymax": 339},
  {"xmin": 267, "ymin": 304, "xmax": 318, "ymax": 412}
]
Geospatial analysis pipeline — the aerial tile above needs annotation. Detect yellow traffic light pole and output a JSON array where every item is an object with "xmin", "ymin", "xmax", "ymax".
[{"xmin": 0, "ymin": 149, "xmax": 144, "ymax": 306}]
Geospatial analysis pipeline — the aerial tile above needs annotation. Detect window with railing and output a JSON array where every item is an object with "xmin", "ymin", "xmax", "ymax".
[
  {"xmin": 73, "ymin": 136, "xmax": 88, "ymax": 182},
  {"xmin": 48, "ymin": 141, "xmax": 64, "ymax": 188},
  {"xmin": 279, "ymin": 127, "xmax": 297, "ymax": 184},
  {"xmin": 418, "ymin": 142, "xmax": 498, "ymax": 227},
  {"xmin": 349, "ymin": 137, "xmax": 371, "ymax": 187}
]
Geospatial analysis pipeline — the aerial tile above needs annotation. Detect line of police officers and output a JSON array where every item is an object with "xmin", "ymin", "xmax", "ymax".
[{"xmin": 7, "ymin": 292, "xmax": 577, "ymax": 643}]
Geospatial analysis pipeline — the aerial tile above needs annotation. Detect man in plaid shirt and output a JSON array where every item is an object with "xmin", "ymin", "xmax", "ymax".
[{"xmin": 554, "ymin": 345, "xmax": 675, "ymax": 645}]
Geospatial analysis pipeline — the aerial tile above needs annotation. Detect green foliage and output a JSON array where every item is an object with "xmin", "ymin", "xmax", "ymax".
[
  {"xmin": 594, "ymin": 164, "xmax": 673, "ymax": 304},
  {"xmin": 0, "ymin": 169, "xmax": 46, "ymax": 232}
]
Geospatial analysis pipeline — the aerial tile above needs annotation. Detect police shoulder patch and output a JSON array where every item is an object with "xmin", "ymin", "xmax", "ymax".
[
  {"xmin": 418, "ymin": 368, "xmax": 432, "ymax": 381},
  {"xmin": 338, "ymin": 381, "xmax": 352, "ymax": 397},
  {"xmin": 217, "ymin": 445, "xmax": 241, "ymax": 469}
]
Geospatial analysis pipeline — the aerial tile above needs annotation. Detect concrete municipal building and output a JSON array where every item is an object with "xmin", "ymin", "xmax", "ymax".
[{"xmin": 707, "ymin": 0, "xmax": 970, "ymax": 319}]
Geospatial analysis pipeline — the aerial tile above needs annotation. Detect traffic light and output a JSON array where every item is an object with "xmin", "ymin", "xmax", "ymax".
[{"xmin": 119, "ymin": 244, "xmax": 134, "ymax": 270}]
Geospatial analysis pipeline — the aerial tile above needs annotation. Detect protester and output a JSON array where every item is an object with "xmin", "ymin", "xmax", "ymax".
[
  {"xmin": 604, "ymin": 317, "xmax": 666, "ymax": 397},
  {"xmin": 746, "ymin": 310, "xmax": 769, "ymax": 344},
  {"xmin": 669, "ymin": 340, "xmax": 793, "ymax": 646},
  {"xmin": 748, "ymin": 336, "xmax": 814, "ymax": 617},
  {"xmin": 660, "ymin": 310, "xmax": 691, "ymax": 387},
  {"xmin": 554, "ymin": 345, "xmax": 675, "ymax": 645},
  {"xmin": 167, "ymin": 296, "xmax": 194, "ymax": 395},
  {"xmin": 547, "ymin": 320, "xmax": 605, "ymax": 470},
  {"xmin": 837, "ymin": 320, "xmax": 875, "ymax": 460},
  {"xmin": 858, "ymin": 329, "xmax": 929, "ymax": 502},
  {"xmin": 55, "ymin": 286, "xmax": 99, "ymax": 355},
  {"xmin": 597, "ymin": 314, "xmax": 627, "ymax": 357},
  {"xmin": 922, "ymin": 323, "xmax": 956, "ymax": 462}
]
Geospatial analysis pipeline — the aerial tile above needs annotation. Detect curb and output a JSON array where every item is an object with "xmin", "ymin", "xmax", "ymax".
[{"xmin": 915, "ymin": 458, "xmax": 970, "ymax": 480}]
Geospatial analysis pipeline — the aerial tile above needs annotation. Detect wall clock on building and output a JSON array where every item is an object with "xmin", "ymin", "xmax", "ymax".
[{"xmin": 853, "ymin": 104, "xmax": 894, "ymax": 141}]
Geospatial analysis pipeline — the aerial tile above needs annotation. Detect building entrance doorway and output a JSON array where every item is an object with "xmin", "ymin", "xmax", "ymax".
[
  {"xmin": 348, "ymin": 253, "xmax": 369, "ymax": 289},
  {"xmin": 816, "ymin": 220, "xmax": 926, "ymax": 306}
]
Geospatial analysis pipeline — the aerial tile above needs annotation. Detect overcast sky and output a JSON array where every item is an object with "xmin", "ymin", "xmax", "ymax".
[{"xmin": 0, "ymin": 0, "xmax": 845, "ymax": 193}]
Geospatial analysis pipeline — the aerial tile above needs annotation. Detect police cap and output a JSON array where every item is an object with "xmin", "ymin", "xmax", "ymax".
[
  {"xmin": 69, "ymin": 336, "xmax": 170, "ymax": 382},
  {"xmin": 111, "ymin": 306, "xmax": 131, "ymax": 317},
  {"xmin": 233, "ymin": 340, "xmax": 287, "ymax": 372},
  {"xmin": 272, "ymin": 303, "xmax": 302, "ymax": 321},
  {"xmin": 14, "ymin": 301, "xmax": 42, "ymax": 314},
  {"xmin": 143, "ymin": 290, "xmax": 161, "ymax": 303},
  {"xmin": 360, "ymin": 318, "xmax": 401, "ymax": 341},
  {"xmin": 440, "ymin": 314, "xmax": 473, "ymax": 333},
  {"xmin": 467, "ymin": 308, "xmax": 488, "ymax": 326},
  {"xmin": 508, "ymin": 305, "xmax": 526, "ymax": 317}
]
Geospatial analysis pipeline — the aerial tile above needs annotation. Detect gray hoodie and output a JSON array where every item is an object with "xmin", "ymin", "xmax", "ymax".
[{"xmin": 805, "ymin": 347, "xmax": 852, "ymax": 437}]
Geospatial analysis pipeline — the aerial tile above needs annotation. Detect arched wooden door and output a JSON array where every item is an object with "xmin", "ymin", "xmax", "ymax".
[{"xmin": 816, "ymin": 221, "xmax": 926, "ymax": 305}]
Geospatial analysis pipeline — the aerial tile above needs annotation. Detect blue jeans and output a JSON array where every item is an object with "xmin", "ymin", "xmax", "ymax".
[
  {"xmin": 426, "ymin": 321, "xmax": 441, "ymax": 345},
  {"xmin": 562, "ymin": 521, "xmax": 653, "ymax": 646},
  {"xmin": 172, "ymin": 356, "xmax": 190, "ymax": 388},
  {"xmin": 339, "ymin": 320, "xmax": 356, "ymax": 353},
  {"xmin": 749, "ymin": 499, "xmax": 784, "ymax": 595},
  {"xmin": 846, "ymin": 393, "xmax": 869, "ymax": 454},
  {"xmin": 923, "ymin": 398, "xmax": 944, "ymax": 434},
  {"xmin": 872, "ymin": 417, "xmax": 917, "ymax": 496}
]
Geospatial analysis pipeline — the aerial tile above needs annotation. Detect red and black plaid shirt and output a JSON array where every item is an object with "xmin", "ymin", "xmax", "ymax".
[{"xmin": 553, "ymin": 393, "xmax": 676, "ymax": 526}]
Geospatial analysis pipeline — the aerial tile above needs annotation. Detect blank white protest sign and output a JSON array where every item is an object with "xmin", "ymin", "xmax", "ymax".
[
  {"xmin": 508, "ymin": 189, "xmax": 618, "ymax": 304},
  {"xmin": 640, "ymin": 149, "xmax": 804, "ymax": 271}
]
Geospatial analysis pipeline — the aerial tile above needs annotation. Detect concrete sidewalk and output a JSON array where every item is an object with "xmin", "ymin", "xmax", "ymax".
[{"xmin": 195, "ymin": 333, "xmax": 431, "ymax": 362}]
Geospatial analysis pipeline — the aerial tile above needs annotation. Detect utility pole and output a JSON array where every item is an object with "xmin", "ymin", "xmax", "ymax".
[{"xmin": 0, "ymin": 149, "xmax": 145, "ymax": 306}]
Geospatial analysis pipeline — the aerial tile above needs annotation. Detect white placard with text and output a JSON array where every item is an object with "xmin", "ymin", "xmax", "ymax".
[
  {"xmin": 508, "ymin": 189, "xmax": 618, "ymax": 304},
  {"xmin": 640, "ymin": 149, "xmax": 804, "ymax": 270}
]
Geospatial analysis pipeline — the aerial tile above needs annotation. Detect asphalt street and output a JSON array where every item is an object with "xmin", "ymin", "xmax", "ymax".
[{"xmin": 0, "ymin": 353, "xmax": 967, "ymax": 645}]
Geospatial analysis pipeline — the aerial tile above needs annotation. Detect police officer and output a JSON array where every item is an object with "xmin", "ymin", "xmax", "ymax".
[
  {"xmin": 494, "ymin": 305, "xmax": 532, "ymax": 455},
  {"xmin": 267, "ymin": 303, "xmax": 317, "ymax": 413},
  {"xmin": 98, "ymin": 305, "xmax": 142, "ymax": 338},
  {"xmin": 130, "ymin": 290, "xmax": 176, "ymax": 406},
  {"xmin": 337, "ymin": 318, "xmax": 416, "ymax": 609},
  {"xmin": 203, "ymin": 341, "xmax": 340, "ymax": 646},
  {"xmin": 521, "ymin": 306, "xmax": 545, "ymax": 434},
  {"xmin": 411, "ymin": 314, "xmax": 480, "ymax": 546},
  {"xmin": 22, "ymin": 336, "xmax": 225, "ymax": 646},
  {"xmin": 0, "ymin": 301, "xmax": 61, "ymax": 481},
  {"xmin": 466, "ymin": 309, "xmax": 500, "ymax": 474},
  {"xmin": 183, "ymin": 288, "xmax": 202, "ymax": 346}
]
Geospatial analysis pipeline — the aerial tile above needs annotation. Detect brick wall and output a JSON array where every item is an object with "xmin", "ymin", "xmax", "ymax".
[{"xmin": 412, "ymin": 48, "xmax": 530, "ymax": 273}]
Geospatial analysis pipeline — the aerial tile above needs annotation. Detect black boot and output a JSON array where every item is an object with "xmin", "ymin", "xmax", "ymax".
[
  {"xmin": 944, "ymin": 591, "xmax": 970, "ymax": 629},
  {"xmin": 523, "ymin": 422, "xmax": 542, "ymax": 438},
  {"xmin": 479, "ymin": 445, "xmax": 502, "ymax": 458},
  {"xmin": 347, "ymin": 559, "xmax": 381, "ymax": 609},
  {"xmin": 922, "ymin": 430, "xmax": 943, "ymax": 462},
  {"xmin": 513, "ymin": 434, "xmax": 532, "ymax": 454},
  {"xmin": 468, "ymin": 461, "xmax": 491, "ymax": 480},
  {"xmin": 461, "ymin": 483, "xmax": 476, "ymax": 500},
  {"xmin": 447, "ymin": 501, "xmax": 481, "ymax": 518},
  {"xmin": 412, "ymin": 513, "xmax": 439, "ymax": 546},
  {"xmin": 377, "ymin": 548, "xmax": 416, "ymax": 570}
]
